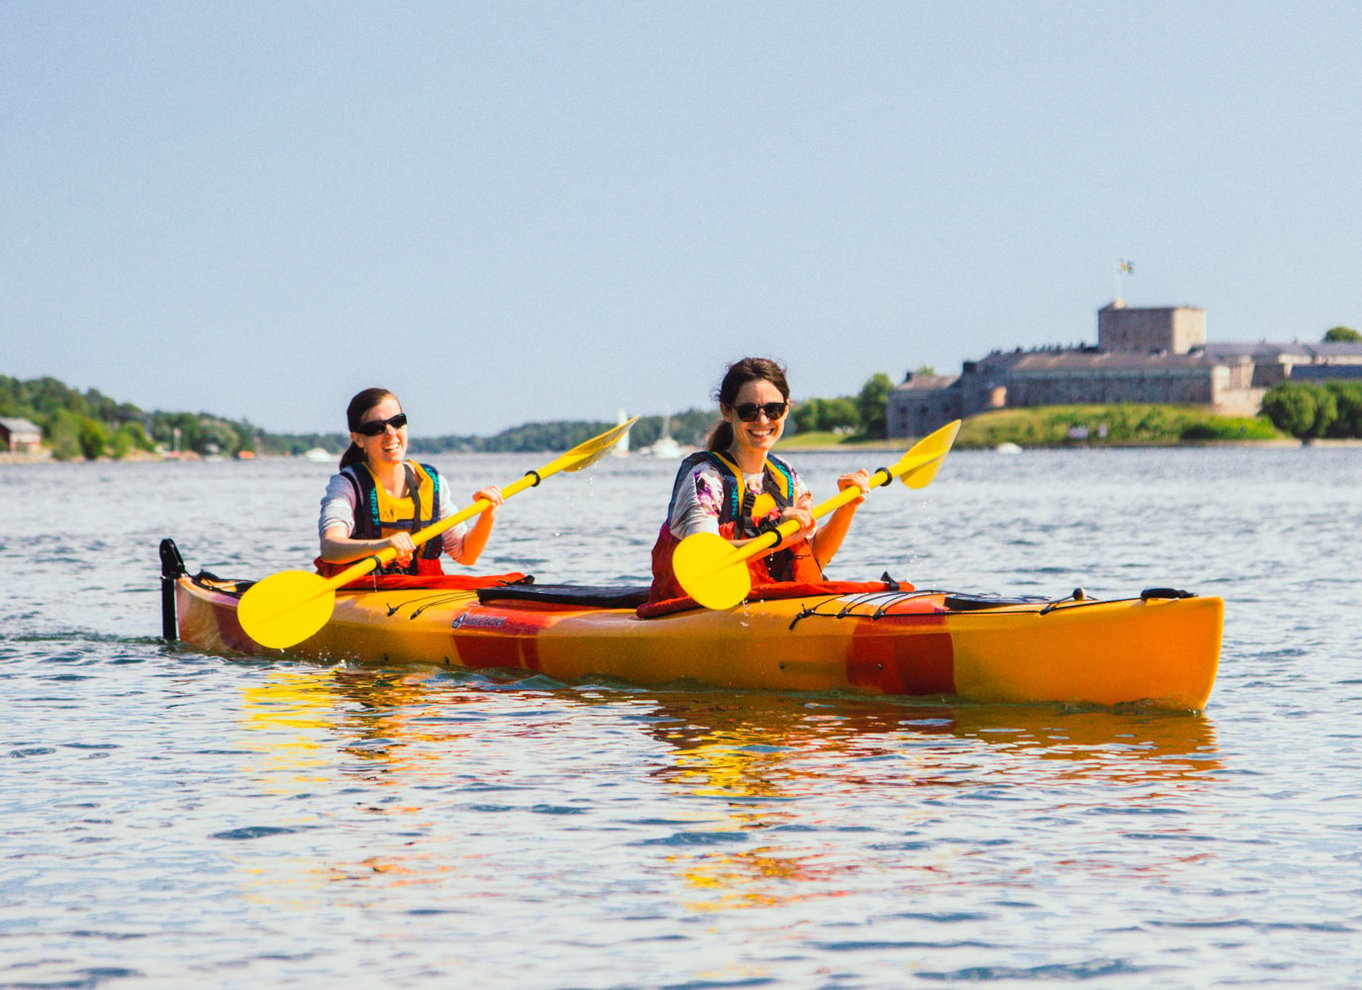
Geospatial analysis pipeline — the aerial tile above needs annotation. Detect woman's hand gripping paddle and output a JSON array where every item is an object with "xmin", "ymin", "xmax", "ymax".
[
  {"xmin": 237, "ymin": 418, "xmax": 637, "ymax": 650},
  {"xmin": 672, "ymin": 419, "xmax": 960, "ymax": 610}
]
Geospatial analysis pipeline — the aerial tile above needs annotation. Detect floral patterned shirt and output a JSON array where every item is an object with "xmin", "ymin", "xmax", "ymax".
[{"xmin": 666, "ymin": 458, "xmax": 809, "ymax": 539}]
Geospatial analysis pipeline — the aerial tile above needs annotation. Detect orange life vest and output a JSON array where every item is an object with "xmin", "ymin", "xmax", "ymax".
[{"xmin": 648, "ymin": 450, "xmax": 822, "ymax": 603}]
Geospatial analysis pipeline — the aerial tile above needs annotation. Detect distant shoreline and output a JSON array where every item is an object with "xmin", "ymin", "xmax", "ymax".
[
  {"xmin": 8, "ymin": 437, "xmax": 1362, "ymax": 466},
  {"xmin": 777, "ymin": 437, "xmax": 1355, "ymax": 452}
]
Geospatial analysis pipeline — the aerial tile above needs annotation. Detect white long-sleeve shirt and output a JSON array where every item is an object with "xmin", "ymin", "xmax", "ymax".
[{"xmin": 318, "ymin": 468, "xmax": 468, "ymax": 558}]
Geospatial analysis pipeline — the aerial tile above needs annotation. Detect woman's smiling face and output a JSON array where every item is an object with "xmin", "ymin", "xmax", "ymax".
[
  {"xmin": 723, "ymin": 377, "xmax": 787, "ymax": 460},
  {"xmin": 352, "ymin": 395, "xmax": 407, "ymax": 467}
]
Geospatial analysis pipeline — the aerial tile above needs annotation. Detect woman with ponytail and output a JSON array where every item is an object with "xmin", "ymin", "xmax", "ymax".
[
  {"xmin": 648, "ymin": 358, "xmax": 871, "ymax": 603},
  {"xmin": 317, "ymin": 388, "xmax": 502, "ymax": 577}
]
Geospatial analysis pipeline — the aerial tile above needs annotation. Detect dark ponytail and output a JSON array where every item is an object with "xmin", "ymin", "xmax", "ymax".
[
  {"xmin": 705, "ymin": 358, "xmax": 791, "ymax": 452},
  {"xmin": 339, "ymin": 387, "xmax": 399, "ymax": 470},
  {"xmin": 706, "ymin": 422, "xmax": 735, "ymax": 453}
]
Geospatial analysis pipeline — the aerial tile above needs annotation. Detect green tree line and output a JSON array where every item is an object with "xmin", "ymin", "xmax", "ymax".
[
  {"xmin": 0, "ymin": 369, "xmax": 927, "ymax": 461},
  {"xmin": 410, "ymin": 372, "xmax": 899, "ymax": 456},
  {"xmin": 0, "ymin": 375, "xmax": 277, "ymax": 460},
  {"xmin": 18, "ymin": 365, "xmax": 1353, "ymax": 461},
  {"xmin": 1260, "ymin": 380, "xmax": 1362, "ymax": 440},
  {"xmin": 791, "ymin": 372, "xmax": 895, "ymax": 439},
  {"xmin": 2, "ymin": 375, "xmax": 156, "ymax": 460}
]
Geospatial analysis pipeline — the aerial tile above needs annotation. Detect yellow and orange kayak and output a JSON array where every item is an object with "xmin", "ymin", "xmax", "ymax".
[{"xmin": 165, "ymin": 543, "xmax": 1222, "ymax": 712}]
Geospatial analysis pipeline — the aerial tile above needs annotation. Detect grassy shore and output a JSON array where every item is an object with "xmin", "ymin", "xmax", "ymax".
[{"xmin": 779, "ymin": 404, "xmax": 1287, "ymax": 451}]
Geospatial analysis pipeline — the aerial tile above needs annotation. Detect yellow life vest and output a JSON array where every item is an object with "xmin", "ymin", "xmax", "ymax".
[{"xmin": 344, "ymin": 460, "xmax": 444, "ymax": 572}]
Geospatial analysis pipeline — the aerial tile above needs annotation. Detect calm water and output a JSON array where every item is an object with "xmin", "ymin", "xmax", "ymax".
[{"xmin": 1, "ymin": 448, "xmax": 1359, "ymax": 988}]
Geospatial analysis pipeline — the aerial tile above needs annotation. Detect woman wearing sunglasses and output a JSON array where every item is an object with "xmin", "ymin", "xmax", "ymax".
[
  {"xmin": 649, "ymin": 357, "xmax": 871, "ymax": 603},
  {"xmin": 317, "ymin": 387, "xmax": 503, "ymax": 577}
]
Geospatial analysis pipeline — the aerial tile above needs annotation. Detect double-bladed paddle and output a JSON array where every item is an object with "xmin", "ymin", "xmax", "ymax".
[
  {"xmin": 672, "ymin": 419, "xmax": 961, "ymax": 610},
  {"xmin": 237, "ymin": 417, "xmax": 637, "ymax": 649}
]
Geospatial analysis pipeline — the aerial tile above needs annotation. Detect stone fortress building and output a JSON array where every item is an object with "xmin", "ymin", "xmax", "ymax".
[{"xmin": 888, "ymin": 301, "xmax": 1362, "ymax": 439}]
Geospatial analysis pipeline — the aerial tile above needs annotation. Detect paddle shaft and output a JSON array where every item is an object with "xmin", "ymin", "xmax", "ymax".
[
  {"xmin": 238, "ymin": 417, "xmax": 637, "ymax": 648},
  {"xmin": 671, "ymin": 420, "xmax": 960, "ymax": 610},
  {"xmin": 710, "ymin": 459, "xmax": 913, "ymax": 573},
  {"xmin": 709, "ymin": 431, "xmax": 956, "ymax": 575},
  {"xmin": 323, "ymin": 449, "xmax": 596, "ymax": 589}
]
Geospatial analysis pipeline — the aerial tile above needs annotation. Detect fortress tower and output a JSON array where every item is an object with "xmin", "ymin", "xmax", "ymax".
[{"xmin": 1098, "ymin": 301, "xmax": 1206, "ymax": 354}]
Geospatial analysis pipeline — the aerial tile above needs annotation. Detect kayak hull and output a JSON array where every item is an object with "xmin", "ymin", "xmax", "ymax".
[{"xmin": 174, "ymin": 575, "xmax": 1222, "ymax": 712}]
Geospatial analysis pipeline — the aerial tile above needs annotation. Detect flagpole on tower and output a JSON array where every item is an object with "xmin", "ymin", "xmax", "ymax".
[{"xmin": 1116, "ymin": 259, "xmax": 1135, "ymax": 304}]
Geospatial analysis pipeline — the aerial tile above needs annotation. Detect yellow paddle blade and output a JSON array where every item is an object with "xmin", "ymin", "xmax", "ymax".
[
  {"xmin": 898, "ymin": 420, "xmax": 960, "ymax": 489},
  {"xmin": 237, "ymin": 570, "xmax": 338, "ymax": 650},
  {"xmin": 672, "ymin": 530, "xmax": 753, "ymax": 611},
  {"xmin": 562, "ymin": 417, "xmax": 637, "ymax": 472}
]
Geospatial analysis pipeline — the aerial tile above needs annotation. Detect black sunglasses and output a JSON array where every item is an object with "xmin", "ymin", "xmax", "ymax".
[
  {"xmin": 732, "ymin": 401, "xmax": 788, "ymax": 422},
  {"xmin": 356, "ymin": 412, "xmax": 408, "ymax": 436}
]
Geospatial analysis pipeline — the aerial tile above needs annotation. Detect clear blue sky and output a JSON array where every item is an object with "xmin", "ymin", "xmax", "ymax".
[{"xmin": 4, "ymin": 2, "xmax": 1358, "ymax": 436}]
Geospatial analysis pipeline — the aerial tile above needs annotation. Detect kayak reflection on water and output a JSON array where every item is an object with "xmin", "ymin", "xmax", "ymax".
[{"xmin": 230, "ymin": 667, "xmax": 1220, "ymax": 911}]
